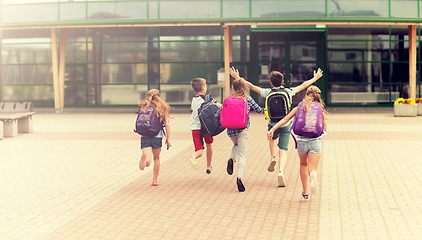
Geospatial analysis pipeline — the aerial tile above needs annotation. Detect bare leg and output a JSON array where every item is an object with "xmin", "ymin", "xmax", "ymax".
[
  {"xmin": 139, "ymin": 147, "xmax": 152, "ymax": 170},
  {"xmin": 298, "ymin": 153, "xmax": 309, "ymax": 195},
  {"xmin": 278, "ymin": 149, "xmax": 288, "ymax": 173},
  {"xmin": 307, "ymin": 153, "xmax": 320, "ymax": 174},
  {"xmin": 268, "ymin": 139, "xmax": 276, "ymax": 158},
  {"xmin": 206, "ymin": 143, "xmax": 212, "ymax": 168},
  {"xmin": 152, "ymin": 147, "xmax": 162, "ymax": 182}
]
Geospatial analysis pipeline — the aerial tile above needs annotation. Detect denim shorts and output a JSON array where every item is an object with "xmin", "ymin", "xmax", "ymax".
[
  {"xmin": 267, "ymin": 123, "xmax": 291, "ymax": 151},
  {"xmin": 140, "ymin": 137, "xmax": 162, "ymax": 149},
  {"xmin": 297, "ymin": 139, "xmax": 322, "ymax": 155}
]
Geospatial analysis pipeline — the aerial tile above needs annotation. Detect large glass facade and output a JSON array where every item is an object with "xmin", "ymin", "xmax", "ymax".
[
  {"xmin": 327, "ymin": 25, "xmax": 421, "ymax": 105},
  {"xmin": 1, "ymin": 0, "xmax": 422, "ymax": 107}
]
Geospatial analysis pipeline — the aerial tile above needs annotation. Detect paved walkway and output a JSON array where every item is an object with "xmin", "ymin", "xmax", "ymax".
[{"xmin": 0, "ymin": 108, "xmax": 421, "ymax": 240}]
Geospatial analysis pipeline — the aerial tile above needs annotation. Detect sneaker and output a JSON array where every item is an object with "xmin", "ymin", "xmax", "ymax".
[
  {"xmin": 310, "ymin": 171, "xmax": 318, "ymax": 194},
  {"xmin": 189, "ymin": 154, "xmax": 199, "ymax": 170},
  {"xmin": 152, "ymin": 181, "xmax": 159, "ymax": 186},
  {"xmin": 302, "ymin": 192, "xmax": 309, "ymax": 200},
  {"xmin": 267, "ymin": 156, "xmax": 277, "ymax": 172},
  {"xmin": 206, "ymin": 164, "xmax": 213, "ymax": 174},
  {"xmin": 236, "ymin": 178, "xmax": 245, "ymax": 192},
  {"xmin": 227, "ymin": 158, "xmax": 234, "ymax": 175},
  {"xmin": 278, "ymin": 172, "xmax": 286, "ymax": 187}
]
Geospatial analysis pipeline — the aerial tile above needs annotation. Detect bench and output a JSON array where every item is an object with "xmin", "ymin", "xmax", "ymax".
[{"xmin": 0, "ymin": 102, "xmax": 35, "ymax": 139}]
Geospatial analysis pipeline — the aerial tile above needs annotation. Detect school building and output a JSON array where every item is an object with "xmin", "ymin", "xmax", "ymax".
[{"xmin": 1, "ymin": 0, "xmax": 422, "ymax": 112}]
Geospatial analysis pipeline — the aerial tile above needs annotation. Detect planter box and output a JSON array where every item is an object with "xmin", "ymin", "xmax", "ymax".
[
  {"xmin": 418, "ymin": 103, "xmax": 422, "ymax": 116},
  {"xmin": 394, "ymin": 104, "xmax": 417, "ymax": 117}
]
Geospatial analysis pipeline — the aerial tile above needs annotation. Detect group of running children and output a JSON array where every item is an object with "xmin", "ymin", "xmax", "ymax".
[{"xmin": 134, "ymin": 67, "xmax": 325, "ymax": 200}]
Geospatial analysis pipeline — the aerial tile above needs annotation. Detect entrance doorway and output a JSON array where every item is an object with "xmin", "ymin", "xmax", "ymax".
[
  {"xmin": 64, "ymin": 63, "xmax": 88, "ymax": 106},
  {"xmin": 250, "ymin": 31, "xmax": 326, "ymax": 105}
]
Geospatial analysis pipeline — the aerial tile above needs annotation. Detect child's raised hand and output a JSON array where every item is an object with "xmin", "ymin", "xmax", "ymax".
[
  {"xmin": 229, "ymin": 67, "xmax": 240, "ymax": 79},
  {"xmin": 314, "ymin": 68, "xmax": 323, "ymax": 79}
]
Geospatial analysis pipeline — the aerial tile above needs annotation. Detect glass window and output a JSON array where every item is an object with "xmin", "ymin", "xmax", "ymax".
[
  {"xmin": 2, "ymin": 29, "xmax": 51, "ymax": 42},
  {"xmin": 2, "ymin": 0, "xmax": 57, "ymax": 3},
  {"xmin": 290, "ymin": 63, "xmax": 317, "ymax": 85},
  {"xmin": 232, "ymin": 26, "xmax": 250, "ymax": 41},
  {"xmin": 64, "ymin": 85, "xmax": 87, "ymax": 105},
  {"xmin": 88, "ymin": 42, "xmax": 148, "ymax": 63},
  {"xmin": 259, "ymin": 42, "xmax": 285, "ymax": 61},
  {"xmin": 232, "ymin": 41, "xmax": 249, "ymax": 62},
  {"xmin": 160, "ymin": 41, "xmax": 221, "ymax": 62},
  {"xmin": 160, "ymin": 26, "xmax": 222, "ymax": 41},
  {"xmin": 327, "ymin": 0, "xmax": 388, "ymax": 17},
  {"xmin": 160, "ymin": 63, "xmax": 220, "ymax": 84},
  {"xmin": 88, "ymin": 63, "xmax": 148, "ymax": 84},
  {"xmin": 2, "ymin": 4, "xmax": 58, "ymax": 23},
  {"xmin": 66, "ymin": 28, "xmax": 87, "ymax": 43},
  {"xmin": 159, "ymin": 0, "xmax": 220, "ymax": 19},
  {"xmin": 2, "ymin": 86, "xmax": 54, "ymax": 106},
  {"xmin": 327, "ymin": 26, "xmax": 390, "ymax": 39},
  {"xmin": 149, "ymin": 1, "xmax": 158, "ymax": 19},
  {"xmin": 88, "ymin": 84, "xmax": 148, "ymax": 105},
  {"xmin": 2, "ymin": 44, "xmax": 52, "ymax": 64},
  {"xmin": 252, "ymin": 0, "xmax": 325, "ymax": 18},
  {"xmin": 2, "ymin": 65, "xmax": 53, "ymax": 85},
  {"xmin": 328, "ymin": 62, "xmax": 383, "ymax": 84},
  {"xmin": 328, "ymin": 41, "xmax": 390, "ymax": 62},
  {"xmin": 160, "ymin": 84, "xmax": 221, "ymax": 104},
  {"xmin": 222, "ymin": 0, "xmax": 249, "ymax": 18},
  {"xmin": 391, "ymin": 0, "xmax": 418, "ymax": 18},
  {"xmin": 290, "ymin": 42, "xmax": 317, "ymax": 61},
  {"xmin": 87, "ymin": 2, "xmax": 147, "ymax": 20},
  {"xmin": 65, "ymin": 43, "xmax": 86, "ymax": 63},
  {"xmin": 60, "ymin": 2, "xmax": 86, "ymax": 21},
  {"xmin": 87, "ymin": 27, "xmax": 148, "ymax": 42}
]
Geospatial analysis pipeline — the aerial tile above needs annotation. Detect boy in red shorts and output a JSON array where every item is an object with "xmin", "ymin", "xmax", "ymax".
[{"xmin": 188, "ymin": 78, "xmax": 221, "ymax": 174}]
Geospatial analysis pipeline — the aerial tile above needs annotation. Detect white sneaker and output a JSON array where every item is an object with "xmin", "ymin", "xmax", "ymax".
[
  {"xmin": 206, "ymin": 164, "xmax": 213, "ymax": 174},
  {"xmin": 310, "ymin": 171, "xmax": 318, "ymax": 194},
  {"xmin": 189, "ymin": 154, "xmax": 199, "ymax": 170},
  {"xmin": 278, "ymin": 172, "xmax": 286, "ymax": 187},
  {"xmin": 267, "ymin": 156, "xmax": 277, "ymax": 172}
]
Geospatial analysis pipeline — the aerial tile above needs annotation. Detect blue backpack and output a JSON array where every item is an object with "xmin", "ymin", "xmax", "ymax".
[
  {"xmin": 198, "ymin": 95, "xmax": 226, "ymax": 137},
  {"xmin": 134, "ymin": 103, "xmax": 163, "ymax": 136}
]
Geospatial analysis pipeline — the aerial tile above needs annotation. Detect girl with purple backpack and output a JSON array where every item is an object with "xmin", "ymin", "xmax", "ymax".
[
  {"xmin": 223, "ymin": 78, "xmax": 264, "ymax": 192},
  {"xmin": 267, "ymin": 86, "xmax": 327, "ymax": 200},
  {"xmin": 137, "ymin": 89, "xmax": 172, "ymax": 186}
]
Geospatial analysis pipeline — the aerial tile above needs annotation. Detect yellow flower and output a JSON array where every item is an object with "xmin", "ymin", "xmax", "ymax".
[{"xmin": 395, "ymin": 98, "xmax": 405, "ymax": 104}]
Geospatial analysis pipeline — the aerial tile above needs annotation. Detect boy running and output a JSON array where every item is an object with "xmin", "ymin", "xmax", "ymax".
[{"xmin": 229, "ymin": 67, "xmax": 323, "ymax": 187}]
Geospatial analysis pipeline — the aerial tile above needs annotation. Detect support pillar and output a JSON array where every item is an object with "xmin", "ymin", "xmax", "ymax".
[
  {"xmin": 223, "ymin": 25, "xmax": 233, "ymax": 99},
  {"xmin": 409, "ymin": 25, "xmax": 417, "ymax": 100}
]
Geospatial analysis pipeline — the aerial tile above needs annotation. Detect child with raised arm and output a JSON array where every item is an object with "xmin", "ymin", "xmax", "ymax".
[
  {"xmin": 267, "ymin": 86, "xmax": 327, "ymax": 199},
  {"xmin": 188, "ymin": 78, "xmax": 221, "ymax": 174},
  {"xmin": 225, "ymin": 78, "xmax": 264, "ymax": 192},
  {"xmin": 229, "ymin": 67, "xmax": 323, "ymax": 187},
  {"xmin": 138, "ymin": 89, "xmax": 171, "ymax": 186}
]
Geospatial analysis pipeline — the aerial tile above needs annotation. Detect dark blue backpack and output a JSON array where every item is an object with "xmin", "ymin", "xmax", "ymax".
[
  {"xmin": 134, "ymin": 103, "xmax": 163, "ymax": 136},
  {"xmin": 198, "ymin": 95, "xmax": 226, "ymax": 137}
]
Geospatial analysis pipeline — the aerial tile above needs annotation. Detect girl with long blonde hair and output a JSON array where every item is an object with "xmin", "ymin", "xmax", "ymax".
[
  {"xmin": 137, "ymin": 89, "xmax": 171, "ymax": 186},
  {"xmin": 225, "ymin": 78, "xmax": 264, "ymax": 192},
  {"xmin": 267, "ymin": 86, "xmax": 327, "ymax": 199}
]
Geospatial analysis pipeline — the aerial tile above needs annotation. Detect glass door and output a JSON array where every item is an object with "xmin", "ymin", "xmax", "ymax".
[{"xmin": 250, "ymin": 31, "xmax": 326, "ymax": 105}]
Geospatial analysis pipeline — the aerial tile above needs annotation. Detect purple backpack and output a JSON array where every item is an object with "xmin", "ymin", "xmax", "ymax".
[
  {"xmin": 291, "ymin": 101, "xmax": 324, "ymax": 138},
  {"xmin": 134, "ymin": 103, "xmax": 162, "ymax": 136}
]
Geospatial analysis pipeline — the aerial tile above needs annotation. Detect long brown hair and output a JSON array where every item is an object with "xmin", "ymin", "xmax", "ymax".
[
  {"xmin": 137, "ymin": 89, "xmax": 171, "ymax": 122},
  {"xmin": 302, "ymin": 86, "xmax": 326, "ymax": 116},
  {"xmin": 232, "ymin": 78, "xmax": 248, "ymax": 98}
]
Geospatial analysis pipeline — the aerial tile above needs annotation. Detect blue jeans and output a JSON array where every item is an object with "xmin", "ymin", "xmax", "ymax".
[
  {"xmin": 297, "ymin": 139, "xmax": 322, "ymax": 155},
  {"xmin": 141, "ymin": 137, "xmax": 162, "ymax": 149}
]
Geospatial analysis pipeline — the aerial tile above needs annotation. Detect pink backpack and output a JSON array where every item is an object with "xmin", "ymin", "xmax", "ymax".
[{"xmin": 220, "ymin": 96, "xmax": 248, "ymax": 129}]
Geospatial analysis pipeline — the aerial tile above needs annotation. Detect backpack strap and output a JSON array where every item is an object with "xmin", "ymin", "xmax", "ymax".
[{"xmin": 290, "ymin": 127, "xmax": 298, "ymax": 149}]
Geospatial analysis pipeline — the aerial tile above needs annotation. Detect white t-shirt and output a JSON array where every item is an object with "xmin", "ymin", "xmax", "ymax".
[
  {"xmin": 189, "ymin": 95, "xmax": 215, "ymax": 131},
  {"xmin": 261, "ymin": 86, "xmax": 295, "ymax": 128}
]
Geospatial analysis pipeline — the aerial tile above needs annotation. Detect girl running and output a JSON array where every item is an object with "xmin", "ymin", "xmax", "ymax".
[{"xmin": 138, "ymin": 89, "xmax": 171, "ymax": 186}]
